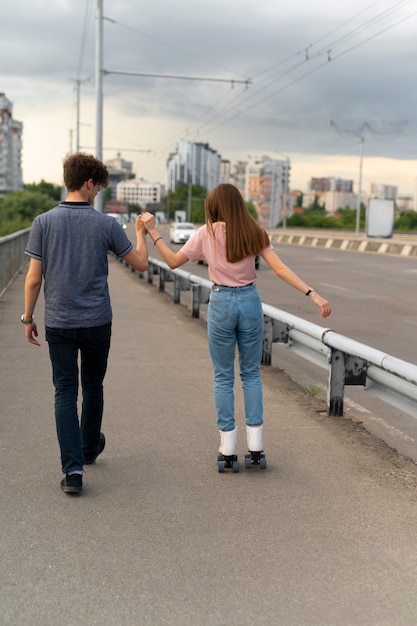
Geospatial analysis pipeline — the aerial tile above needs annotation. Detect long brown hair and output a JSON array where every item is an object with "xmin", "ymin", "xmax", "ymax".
[{"xmin": 205, "ymin": 184, "xmax": 270, "ymax": 263}]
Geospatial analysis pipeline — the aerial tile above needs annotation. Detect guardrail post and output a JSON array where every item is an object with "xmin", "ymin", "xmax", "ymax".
[
  {"xmin": 148, "ymin": 263, "xmax": 154, "ymax": 284},
  {"xmin": 159, "ymin": 269, "xmax": 166, "ymax": 292},
  {"xmin": 262, "ymin": 316, "xmax": 273, "ymax": 365},
  {"xmin": 191, "ymin": 285, "xmax": 200, "ymax": 318},
  {"xmin": 173, "ymin": 276, "xmax": 181, "ymax": 303},
  {"xmin": 327, "ymin": 348, "xmax": 345, "ymax": 416}
]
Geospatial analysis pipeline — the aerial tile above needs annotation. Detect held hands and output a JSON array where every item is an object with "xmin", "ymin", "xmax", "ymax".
[
  {"xmin": 135, "ymin": 215, "xmax": 146, "ymax": 236},
  {"xmin": 310, "ymin": 292, "xmax": 332, "ymax": 318},
  {"xmin": 139, "ymin": 212, "xmax": 156, "ymax": 234}
]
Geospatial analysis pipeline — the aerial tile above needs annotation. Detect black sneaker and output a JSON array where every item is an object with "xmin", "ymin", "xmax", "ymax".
[
  {"xmin": 83, "ymin": 432, "xmax": 106, "ymax": 465},
  {"xmin": 61, "ymin": 473, "xmax": 83, "ymax": 494}
]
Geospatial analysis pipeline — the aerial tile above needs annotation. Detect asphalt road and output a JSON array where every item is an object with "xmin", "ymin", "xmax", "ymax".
[{"xmin": 152, "ymin": 228, "xmax": 417, "ymax": 364}]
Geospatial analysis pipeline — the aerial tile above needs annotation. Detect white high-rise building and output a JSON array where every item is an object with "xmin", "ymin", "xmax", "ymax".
[
  {"xmin": 116, "ymin": 178, "xmax": 163, "ymax": 207},
  {"xmin": 166, "ymin": 140, "xmax": 221, "ymax": 192},
  {"xmin": 370, "ymin": 183, "xmax": 398, "ymax": 201},
  {"xmin": 0, "ymin": 93, "xmax": 23, "ymax": 193}
]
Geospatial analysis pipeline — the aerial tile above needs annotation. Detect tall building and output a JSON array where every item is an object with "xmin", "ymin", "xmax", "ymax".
[
  {"xmin": 220, "ymin": 160, "xmax": 232, "ymax": 183},
  {"xmin": 370, "ymin": 183, "xmax": 397, "ymax": 200},
  {"xmin": 0, "ymin": 93, "xmax": 23, "ymax": 193},
  {"xmin": 104, "ymin": 153, "xmax": 135, "ymax": 199},
  {"xmin": 166, "ymin": 140, "xmax": 221, "ymax": 192},
  {"xmin": 241, "ymin": 156, "xmax": 291, "ymax": 228},
  {"xmin": 310, "ymin": 177, "xmax": 353, "ymax": 193}
]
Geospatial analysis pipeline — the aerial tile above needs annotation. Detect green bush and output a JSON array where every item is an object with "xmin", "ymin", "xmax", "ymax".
[{"xmin": 0, "ymin": 189, "xmax": 57, "ymax": 237}]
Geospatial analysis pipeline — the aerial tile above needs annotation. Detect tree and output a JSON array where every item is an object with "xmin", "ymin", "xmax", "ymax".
[
  {"xmin": 245, "ymin": 201, "xmax": 258, "ymax": 221},
  {"xmin": 295, "ymin": 192, "xmax": 303, "ymax": 208},
  {"xmin": 161, "ymin": 184, "xmax": 207, "ymax": 222},
  {"xmin": 0, "ymin": 190, "xmax": 56, "ymax": 236},
  {"xmin": 24, "ymin": 179, "xmax": 62, "ymax": 202},
  {"xmin": 0, "ymin": 181, "xmax": 62, "ymax": 236},
  {"xmin": 395, "ymin": 210, "xmax": 417, "ymax": 231}
]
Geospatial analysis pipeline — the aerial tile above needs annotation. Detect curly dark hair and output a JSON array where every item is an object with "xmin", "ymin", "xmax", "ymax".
[{"xmin": 63, "ymin": 153, "xmax": 109, "ymax": 192}]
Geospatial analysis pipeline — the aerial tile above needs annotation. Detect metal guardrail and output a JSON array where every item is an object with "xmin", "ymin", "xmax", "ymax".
[
  {"xmin": 0, "ymin": 228, "xmax": 30, "ymax": 297},
  {"xmin": 120, "ymin": 255, "xmax": 417, "ymax": 421}
]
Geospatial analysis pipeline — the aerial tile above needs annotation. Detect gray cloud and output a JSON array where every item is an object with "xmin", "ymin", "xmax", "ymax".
[{"xmin": 1, "ymin": 0, "xmax": 416, "ymax": 187}]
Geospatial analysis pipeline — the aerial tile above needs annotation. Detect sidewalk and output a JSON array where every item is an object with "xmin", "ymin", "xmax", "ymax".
[{"xmin": 1, "ymin": 257, "xmax": 417, "ymax": 626}]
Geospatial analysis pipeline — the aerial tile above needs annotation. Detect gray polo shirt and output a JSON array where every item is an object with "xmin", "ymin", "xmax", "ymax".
[{"xmin": 25, "ymin": 202, "xmax": 133, "ymax": 328}]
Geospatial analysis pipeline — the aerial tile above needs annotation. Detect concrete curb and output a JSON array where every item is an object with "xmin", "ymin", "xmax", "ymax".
[{"xmin": 269, "ymin": 231, "xmax": 417, "ymax": 257}]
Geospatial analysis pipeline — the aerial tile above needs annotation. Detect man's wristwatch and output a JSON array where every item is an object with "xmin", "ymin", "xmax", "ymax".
[{"xmin": 21, "ymin": 314, "xmax": 34, "ymax": 324}]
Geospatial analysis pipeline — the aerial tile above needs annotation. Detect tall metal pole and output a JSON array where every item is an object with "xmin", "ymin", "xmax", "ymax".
[
  {"xmin": 95, "ymin": 0, "xmax": 103, "ymax": 212},
  {"xmin": 283, "ymin": 157, "xmax": 290, "ymax": 229},
  {"xmin": 75, "ymin": 80, "xmax": 81, "ymax": 153},
  {"xmin": 187, "ymin": 182, "xmax": 192, "ymax": 222},
  {"xmin": 277, "ymin": 153, "xmax": 290, "ymax": 229},
  {"xmin": 356, "ymin": 137, "xmax": 364, "ymax": 234}
]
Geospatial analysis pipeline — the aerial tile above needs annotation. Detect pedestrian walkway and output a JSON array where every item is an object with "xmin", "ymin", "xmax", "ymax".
[{"xmin": 2, "ymin": 257, "xmax": 417, "ymax": 626}]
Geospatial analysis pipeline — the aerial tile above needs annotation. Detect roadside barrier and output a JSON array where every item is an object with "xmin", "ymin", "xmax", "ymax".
[
  {"xmin": 119, "ymin": 254, "xmax": 417, "ymax": 422},
  {"xmin": 0, "ymin": 228, "xmax": 30, "ymax": 297}
]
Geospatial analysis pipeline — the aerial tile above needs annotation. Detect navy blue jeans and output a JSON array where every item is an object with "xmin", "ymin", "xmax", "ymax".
[
  {"xmin": 207, "ymin": 284, "xmax": 264, "ymax": 432},
  {"xmin": 45, "ymin": 323, "xmax": 111, "ymax": 474}
]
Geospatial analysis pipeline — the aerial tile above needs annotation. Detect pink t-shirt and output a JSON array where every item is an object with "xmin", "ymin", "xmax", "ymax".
[{"xmin": 181, "ymin": 222, "xmax": 272, "ymax": 286}]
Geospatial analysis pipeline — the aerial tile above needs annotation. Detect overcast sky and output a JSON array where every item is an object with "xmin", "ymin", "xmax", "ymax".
[{"xmin": 1, "ymin": 0, "xmax": 417, "ymax": 196}]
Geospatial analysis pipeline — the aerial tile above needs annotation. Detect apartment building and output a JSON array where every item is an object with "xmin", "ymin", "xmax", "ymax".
[
  {"xmin": 116, "ymin": 178, "xmax": 163, "ymax": 207},
  {"xmin": 241, "ymin": 156, "xmax": 291, "ymax": 228},
  {"xmin": 309, "ymin": 177, "xmax": 353, "ymax": 193},
  {"xmin": 166, "ymin": 139, "xmax": 221, "ymax": 192},
  {"xmin": 0, "ymin": 93, "xmax": 23, "ymax": 193},
  {"xmin": 104, "ymin": 153, "xmax": 135, "ymax": 199},
  {"xmin": 220, "ymin": 159, "xmax": 232, "ymax": 184},
  {"xmin": 370, "ymin": 183, "xmax": 398, "ymax": 201}
]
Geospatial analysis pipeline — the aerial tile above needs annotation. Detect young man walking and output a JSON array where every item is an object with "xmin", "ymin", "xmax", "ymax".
[{"xmin": 22, "ymin": 153, "xmax": 148, "ymax": 494}]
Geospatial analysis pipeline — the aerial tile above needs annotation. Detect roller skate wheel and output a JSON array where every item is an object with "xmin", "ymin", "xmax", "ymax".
[{"xmin": 244, "ymin": 454, "xmax": 252, "ymax": 469}]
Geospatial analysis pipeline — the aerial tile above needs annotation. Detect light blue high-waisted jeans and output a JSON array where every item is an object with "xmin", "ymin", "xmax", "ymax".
[{"xmin": 207, "ymin": 283, "xmax": 264, "ymax": 432}]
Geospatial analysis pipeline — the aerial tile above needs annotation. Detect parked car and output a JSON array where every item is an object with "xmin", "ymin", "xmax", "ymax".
[{"xmin": 169, "ymin": 222, "xmax": 196, "ymax": 244}]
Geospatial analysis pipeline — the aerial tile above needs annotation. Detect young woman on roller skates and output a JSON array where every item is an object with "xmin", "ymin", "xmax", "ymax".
[{"xmin": 141, "ymin": 184, "xmax": 331, "ymax": 472}]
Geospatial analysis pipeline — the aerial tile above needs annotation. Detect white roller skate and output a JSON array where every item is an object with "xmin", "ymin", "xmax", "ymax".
[
  {"xmin": 245, "ymin": 424, "xmax": 266, "ymax": 469},
  {"xmin": 217, "ymin": 427, "xmax": 239, "ymax": 473}
]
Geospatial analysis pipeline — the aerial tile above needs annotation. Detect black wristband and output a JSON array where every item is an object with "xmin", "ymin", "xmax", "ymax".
[
  {"xmin": 153, "ymin": 236, "xmax": 163, "ymax": 245},
  {"xmin": 305, "ymin": 289, "xmax": 313, "ymax": 296}
]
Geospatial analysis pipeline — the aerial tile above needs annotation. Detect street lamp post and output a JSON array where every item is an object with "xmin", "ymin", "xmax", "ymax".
[
  {"xmin": 330, "ymin": 120, "xmax": 365, "ymax": 235},
  {"xmin": 356, "ymin": 136, "xmax": 364, "ymax": 234},
  {"xmin": 276, "ymin": 153, "xmax": 290, "ymax": 229},
  {"xmin": 94, "ymin": 0, "xmax": 251, "ymax": 213},
  {"xmin": 95, "ymin": 0, "xmax": 104, "ymax": 212}
]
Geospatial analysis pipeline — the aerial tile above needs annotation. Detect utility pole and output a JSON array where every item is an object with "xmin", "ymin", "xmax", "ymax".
[
  {"xmin": 95, "ymin": 0, "xmax": 103, "ymax": 212},
  {"xmin": 71, "ymin": 78, "xmax": 90, "ymax": 153},
  {"xmin": 330, "ymin": 119, "xmax": 406, "ymax": 232},
  {"xmin": 187, "ymin": 182, "xmax": 192, "ymax": 222},
  {"xmin": 276, "ymin": 153, "xmax": 290, "ymax": 228},
  {"xmin": 330, "ymin": 121, "xmax": 367, "ymax": 234},
  {"xmin": 357, "ymin": 135, "xmax": 364, "ymax": 234},
  {"xmin": 94, "ymin": 0, "xmax": 251, "ymax": 213}
]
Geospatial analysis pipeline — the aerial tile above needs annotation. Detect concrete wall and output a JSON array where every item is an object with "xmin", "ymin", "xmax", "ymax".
[{"xmin": 0, "ymin": 228, "xmax": 30, "ymax": 297}]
